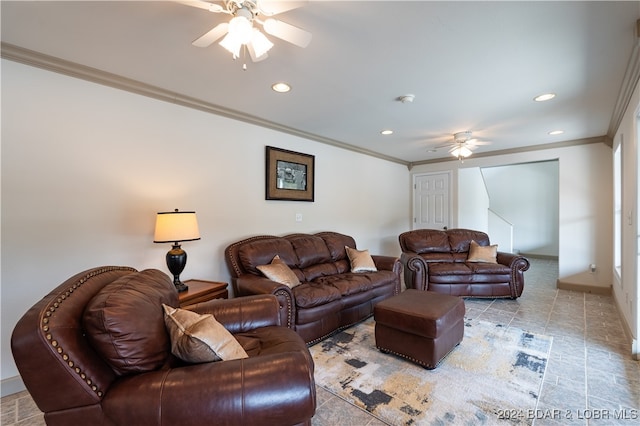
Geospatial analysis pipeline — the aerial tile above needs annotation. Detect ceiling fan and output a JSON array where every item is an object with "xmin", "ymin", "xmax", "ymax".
[
  {"xmin": 432, "ymin": 131, "xmax": 491, "ymax": 161},
  {"xmin": 179, "ymin": 0, "xmax": 312, "ymax": 65}
]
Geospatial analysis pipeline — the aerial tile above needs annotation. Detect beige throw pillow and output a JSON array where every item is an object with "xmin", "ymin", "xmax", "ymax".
[
  {"xmin": 163, "ymin": 304, "xmax": 248, "ymax": 363},
  {"xmin": 345, "ymin": 246, "xmax": 378, "ymax": 272},
  {"xmin": 257, "ymin": 255, "xmax": 301, "ymax": 288},
  {"xmin": 467, "ymin": 240, "xmax": 498, "ymax": 263}
]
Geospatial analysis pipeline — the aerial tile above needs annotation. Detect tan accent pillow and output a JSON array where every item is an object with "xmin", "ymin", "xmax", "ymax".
[
  {"xmin": 467, "ymin": 240, "xmax": 498, "ymax": 263},
  {"xmin": 257, "ymin": 255, "xmax": 301, "ymax": 288},
  {"xmin": 162, "ymin": 304, "xmax": 248, "ymax": 363},
  {"xmin": 345, "ymin": 246, "xmax": 378, "ymax": 272}
]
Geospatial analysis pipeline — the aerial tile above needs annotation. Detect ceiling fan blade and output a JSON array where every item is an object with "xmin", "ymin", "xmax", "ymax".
[
  {"xmin": 192, "ymin": 22, "xmax": 229, "ymax": 47},
  {"xmin": 258, "ymin": 0, "xmax": 307, "ymax": 16},
  {"xmin": 470, "ymin": 140, "xmax": 491, "ymax": 146},
  {"xmin": 176, "ymin": 0, "xmax": 225, "ymax": 13},
  {"xmin": 262, "ymin": 18, "xmax": 311, "ymax": 48}
]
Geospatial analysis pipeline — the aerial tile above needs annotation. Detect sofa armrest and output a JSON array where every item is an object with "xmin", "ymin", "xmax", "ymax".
[
  {"xmin": 400, "ymin": 252, "xmax": 429, "ymax": 291},
  {"xmin": 187, "ymin": 294, "xmax": 281, "ymax": 333},
  {"xmin": 372, "ymin": 255, "xmax": 403, "ymax": 294},
  {"xmin": 371, "ymin": 255, "xmax": 400, "ymax": 272},
  {"xmin": 104, "ymin": 351, "xmax": 316, "ymax": 425},
  {"xmin": 497, "ymin": 252, "xmax": 531, "ymax": 298},
  {"xmin": 234, "ymin": 275, "xmax": 296, "ymax": 329}
]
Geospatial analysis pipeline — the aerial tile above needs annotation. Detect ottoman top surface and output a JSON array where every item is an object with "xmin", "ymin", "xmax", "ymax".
[{"xmin": 374, "ymin": 289, "xmax": 465, "ymax": 338}]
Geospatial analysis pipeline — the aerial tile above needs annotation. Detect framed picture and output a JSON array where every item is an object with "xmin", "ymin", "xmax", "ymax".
[{"xmin": 266, "ymin": 146, "xmax": 315, "ymax": 201}]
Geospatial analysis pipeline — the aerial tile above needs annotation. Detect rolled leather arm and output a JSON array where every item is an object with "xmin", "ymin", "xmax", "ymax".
[
  {"xmin": 103, "ymin": 351, "xmax": 316, "ymax": 426},
  {"xmin": 235, "ymin": 275, "xmax": 295, "ymax": 329},
  {"xmin": 187, "ymin": 294, "xmax": 281, "ymax": 334},
  {"xmin": 497, "ymin": 252, "xmax": 531, "ymax": 298},
  {"xmin": 371, "ymin": 255, "xmax": 400, "ymax": 272},
  {"xmin": 400, "ymin": 252, "xmax": 429, "ymax": 291}
]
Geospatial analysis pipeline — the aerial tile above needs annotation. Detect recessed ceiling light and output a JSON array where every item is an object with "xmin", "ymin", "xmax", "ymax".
[
  {"xmin": 534, "ymin": 93, "xmax": 556, "ymax": 102},
  {"xmin": 380, "ymin": 129, "xmax": 393, "ymax": 135},
  {"xmin": 272, "ymin": 82, "xmax": 291, "ymax": 93},
  {"xmin": 548, "ymin": 130, "xmax": 564, "ymax": 135}
]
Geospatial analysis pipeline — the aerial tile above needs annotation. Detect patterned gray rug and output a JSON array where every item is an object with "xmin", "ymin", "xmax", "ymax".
[{"xmin": 310, "ymin": 318, "xmax": 553, "ymax": 425}]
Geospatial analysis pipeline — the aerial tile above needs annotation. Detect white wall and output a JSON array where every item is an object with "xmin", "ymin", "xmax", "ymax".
[
  {"xmin": 0, "ymin": 60, "xmax": 410, "ymax": 387},
  {"xmin": 481, "ymin": 161, "xmax": 559, "ymax": 256},
  {"xmin": 411, "ymin": 142, "xmax": 613, "ymax": 291},
  {"xmin": 458, "ymin": 167, "xmax": 489, "ymax": 232},
  {"xmin": 613, "ymin": 73, "xmax": 639, "ymax": 348}
]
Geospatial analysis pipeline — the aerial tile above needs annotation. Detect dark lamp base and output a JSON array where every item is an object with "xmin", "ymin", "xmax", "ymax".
[{"xmin": 166, "ymin": 243, "xmax": 190, "ymax": 293}]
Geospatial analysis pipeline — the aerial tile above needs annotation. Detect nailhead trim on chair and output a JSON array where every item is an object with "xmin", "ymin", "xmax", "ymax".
[{"xmin": 41, "ymin": 266, "xmax": 136, "ymax": 398}]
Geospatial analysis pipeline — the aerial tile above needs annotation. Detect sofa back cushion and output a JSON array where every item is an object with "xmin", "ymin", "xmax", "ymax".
[
  {"xmin": 447, "ymin": 229, "xmax": 490, "ymax": 253},
  {"xmin": 401, "ymin": 229, "xmax": 450, "ymax": 254},
  {"xmin": 288, "ymin": 235, "xmax": 332, "ymax": 268},
  {"xmin": 82, "ymin": 269, "xmax": 178, "ymax": 376},
  {"xmin": 237, "ymin": 238, "xmax": 298, "ymax": 275}
]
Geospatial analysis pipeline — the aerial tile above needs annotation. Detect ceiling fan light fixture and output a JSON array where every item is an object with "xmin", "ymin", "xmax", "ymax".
[
  {"xmin": 451, "ymin": 146, "xmax": 473, "ymax": 158},
  {"xmin": 219, "ymin": 32, "xmax": 242, "ymax": 57},
  {"xmin": 228, "ymin": 15, "xmax": 253, "ymax": 44},
  {"xmin": 251, "ymin": 28, "xmax": 274, "ymax": 58}
]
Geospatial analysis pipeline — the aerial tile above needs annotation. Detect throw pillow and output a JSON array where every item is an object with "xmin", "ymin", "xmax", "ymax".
[
  {"xmin": 256, "ymin": 255, "xmax": 301, "ymax": 288},
  {"xmin": 345, "ymin": 246, "xmax": 378, "ymax": 272},
  {"xmin": 467, "ymin": 240, "xmax": 498, "ymax": 263},
  {"xmin": 162, "ymin": 304, "xmax": 248, "ymax": 363}
]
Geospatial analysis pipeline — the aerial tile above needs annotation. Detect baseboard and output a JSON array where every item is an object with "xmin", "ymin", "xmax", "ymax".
[
  {"xmin": 1, "ymin": 375, "xmax": 26, "ymax": 398},
  {"xmin": 556, "ymin": 280, "xmax": 612, "ymax": 295},
  {"xmin": 519, "ymin": 253, "xmax": 559, "ymax": 260},
  {"xmin": 611, "ymin": 290, "xmax": 640, "ymax": 361}
]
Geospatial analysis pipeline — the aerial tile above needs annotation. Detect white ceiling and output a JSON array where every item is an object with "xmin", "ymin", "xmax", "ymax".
[{"xmin": 2, "ymin": 1, "xmax": 639, "ymax": 165}]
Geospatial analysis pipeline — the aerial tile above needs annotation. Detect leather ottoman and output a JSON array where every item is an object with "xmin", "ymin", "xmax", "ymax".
[{"xmin": 374, "ymin": 289, "xmax": 465, "ymax": 369}]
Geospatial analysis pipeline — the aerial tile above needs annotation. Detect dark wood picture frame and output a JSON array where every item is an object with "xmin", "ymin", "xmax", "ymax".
[{"xmin": 266, "ymin": 146, "xmax": 315, "ymax": 202}]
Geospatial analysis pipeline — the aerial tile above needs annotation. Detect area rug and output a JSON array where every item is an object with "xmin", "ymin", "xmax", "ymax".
[{"xmin": 310, "ymin": 318, "xmax": 553, "ymax": 425}]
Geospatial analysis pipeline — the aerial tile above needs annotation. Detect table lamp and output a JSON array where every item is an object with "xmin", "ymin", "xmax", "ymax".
[{"xmin": 154, "ymin": 209, "xmax": 200, "ymax": 292}]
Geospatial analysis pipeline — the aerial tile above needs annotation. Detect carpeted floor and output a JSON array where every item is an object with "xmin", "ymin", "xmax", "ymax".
[{"xmin": 310, "ymin": 317, "xmax": 552, "ymax": 425}]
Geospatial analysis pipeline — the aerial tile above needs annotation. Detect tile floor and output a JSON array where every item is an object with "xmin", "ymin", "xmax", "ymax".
[{"xmin": 2, "ymin": 258, "xmax": 639, "ymax": 425}]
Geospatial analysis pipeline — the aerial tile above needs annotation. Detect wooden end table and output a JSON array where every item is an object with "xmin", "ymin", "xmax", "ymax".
[{"xmin": 178, "ymin": 279, "xmax": 228, "ymax": 307}]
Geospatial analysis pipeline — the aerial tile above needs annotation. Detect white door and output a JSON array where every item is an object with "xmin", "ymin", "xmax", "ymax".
[{"xmin": 413, "ymin": 172, "xmax": 451, "ymax": 230}]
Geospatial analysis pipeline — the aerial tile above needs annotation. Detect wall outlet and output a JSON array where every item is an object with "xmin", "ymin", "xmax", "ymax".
[
  {"xmin": 590, "ymin": 264, "xmax": 596, "ymax": 273},
  {"xmin": 295, "ymin": 213, "xmax": 303, "ymax": 222}
]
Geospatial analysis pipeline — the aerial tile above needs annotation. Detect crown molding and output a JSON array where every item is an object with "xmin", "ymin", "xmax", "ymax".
[
  {"xmin": 0, "ymin": 42, "xmax": 408, "ymax": 166},
  {"xmin": 607, "ymin": 19, "xmax": 640, "ymax": 138},
  {"xmin": 408, "ymin": 136, "xmax": 610, "ymax": 168}
]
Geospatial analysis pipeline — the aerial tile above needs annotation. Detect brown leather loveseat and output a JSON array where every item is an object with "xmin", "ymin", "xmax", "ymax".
[
  {"xmin": 399, "ymin": 228, "xmax": 530, "ymax": 299},
  {"xmin": 225, "ymin": 232, "xmax": 402, "ymax": 344},
  {"xmin": 11, "ymin": 266, "xmax": 316, "ymax": 425}
]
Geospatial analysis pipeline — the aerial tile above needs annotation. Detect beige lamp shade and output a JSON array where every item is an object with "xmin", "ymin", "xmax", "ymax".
[{"xmin": 154, "ymin": 210, "xmax": 201, "ymax": 243}]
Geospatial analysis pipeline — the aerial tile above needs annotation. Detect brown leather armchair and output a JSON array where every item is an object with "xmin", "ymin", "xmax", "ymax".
[{"xmin": 11, "ymin": 266, "xmax": 316, "ymax": 426}]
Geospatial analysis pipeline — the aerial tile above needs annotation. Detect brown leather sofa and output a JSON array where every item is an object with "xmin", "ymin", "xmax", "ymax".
[
  {"xmin": 11, "ymin": 266, "xmax": 316, "ymax": 426},
  {"xmin": 399, "ymin": 228, "xmax": 530, "ymax": 299},
  {"xmin": 225, "ymin": 232, "xmax": 402, "ymax": 344}
]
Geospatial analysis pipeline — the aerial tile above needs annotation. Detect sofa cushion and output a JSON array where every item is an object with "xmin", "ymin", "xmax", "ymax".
[
  {"xmin": 314, "ymin": 274, "xmax": 372, "ymax": 296},
  {"xmin": 293, "ymin": 283, "xmax": 342, "ymax": 308},
  {"xmin": 447, "ymin": 229, "xmax": 490, "ymax": 252},
  {"xmin": 467, "ymin": 240, "xmax": 498, "ymax": 263},
  {"xmin": 428, "ymin": 262, "xmax": 473, "ymax": 276},
  {"xmin": 403, "ymin": 229, "xmax": 450, "ymax": 254},
  {"xmin": 257, "ymin": 255, "xmax": 301, "ymax": 288},
  {"xmin": 288, "ymin": 235, "xmax": 332, "ymax": 268},
  {"xmin": 345, "ymin": 246, "xmax": 377, "ymax": 272},
  {"xmin": 163, "ymin": 304, "xmax": 248, "ymax": 363},
  {"xmin": 82, "ymin": 269, "xmax": 178, "ymax": 376},
  {"xmin": 238, "ymin": 238, "xmax": 298, "ymax": 274},
  {"xmin": 319, "ymin": 232, "xmax": 356, "ymax": 262}
]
